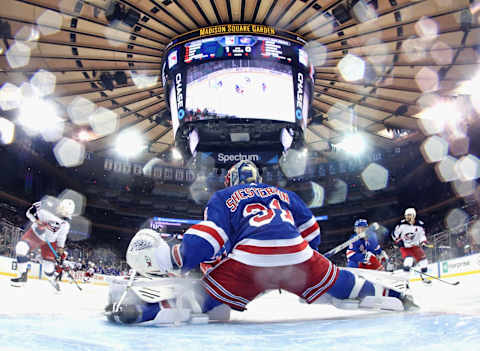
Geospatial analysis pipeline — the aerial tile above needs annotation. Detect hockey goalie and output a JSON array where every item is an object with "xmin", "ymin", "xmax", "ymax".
[{"xmin": 105, "ymin": 161, "xmax": 418, "ymax": 325}]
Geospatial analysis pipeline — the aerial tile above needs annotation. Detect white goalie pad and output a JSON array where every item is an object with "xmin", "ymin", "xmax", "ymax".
[
  {"xmin": 108, "ymin": 276, "xmax": 210, "ymax": 325},
  {"xmin": 343, "ymin": 267, "xmax": 409, "ymax": 294},
  {"xmin": 359, "ymin": 296, "xmax": 404, "ymax": 311}
]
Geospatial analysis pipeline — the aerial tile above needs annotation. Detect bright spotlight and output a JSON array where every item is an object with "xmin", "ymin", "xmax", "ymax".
[
  {"xmin": 0, "ymin": 117, "xmax": 15, "ymax": 144},
  {"xmin": 336, "ymin": 133, "xmax": 366, "ymax": 155},
  {"xmin": 337, "ymin": 54, "xmax": 365, "ymax": 82},
  {"xmin": 416, "ymin": 100, "xmax": 462, "ymax": 136},
  {"xmin": 130, "ymin": 71, "xmax": 158, "ymax": 89},
  {"xmin": 115, "ymin": 130, "xmax": 145, "ymax": 158},
  {"xmin": 77, "ymin": 130, "xmax": 92, "ymax": 141},
  {"xmin": 172, "ymin": 147, "xmax": 183, "ymax": 160},
  {"xmin": 17, "ymin": 98, "xmax": 63, "ymax": 135}
]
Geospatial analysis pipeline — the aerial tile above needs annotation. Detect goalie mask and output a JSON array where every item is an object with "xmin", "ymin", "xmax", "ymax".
[
  {"xmin": 224, "ymin": 160, "xmax": 262, "ymax": 187},
  {"xmin": 57, "ymin": 199, "xmax": 75, "ymax": 218},
  {"xmin": 126, "ymin": 229, "xmax": 173, "ymax": 277}
]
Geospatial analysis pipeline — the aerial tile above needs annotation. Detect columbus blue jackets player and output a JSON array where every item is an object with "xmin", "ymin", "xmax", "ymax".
[
  {"xmin": 346, "ymin": 219, "xmax": 384, "ymax": 270},
  {"xmin": 109, "ymin": 161, "xmax": 417, "ymax": 324}
]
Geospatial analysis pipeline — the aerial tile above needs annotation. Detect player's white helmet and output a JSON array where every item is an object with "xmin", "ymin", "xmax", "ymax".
[
  {"xmin": 126, "ymin": 229, "xmax": 173, "ymax": 277},
  {"xmin": 224, "ymin": 160, "xmax": 262, "ymax": 187},
  {"xmin": 405, "ymin": 208, "xmax": 416, "ymax": 217},
  {"xmin": 57, "ymin": 199, "xmax": 75, "ymax": 218}
]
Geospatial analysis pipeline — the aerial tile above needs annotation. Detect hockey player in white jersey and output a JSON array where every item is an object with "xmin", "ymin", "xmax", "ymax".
[
  {"xmin": 11, "ymin": 197, "xmax": 74, "ymax": 289},
  {"xmin": 392, "ymin": 208, "xmax": 431, "ymax": 284}
]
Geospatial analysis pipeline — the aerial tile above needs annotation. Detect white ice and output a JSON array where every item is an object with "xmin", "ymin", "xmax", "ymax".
[{"xmin": 1, "ymin": 273, "xmax": 479, "ymax": 351}]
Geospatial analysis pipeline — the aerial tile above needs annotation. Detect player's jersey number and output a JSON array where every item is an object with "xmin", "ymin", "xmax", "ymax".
[{"xmin": 243, "ymin": 199, "xmax": 294, "ymax": 227}]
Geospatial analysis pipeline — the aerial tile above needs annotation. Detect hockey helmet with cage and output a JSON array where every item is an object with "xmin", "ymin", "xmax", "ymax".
[
  {"xmin": 354, "ymin": 219, "xmax": 368, "ymax": 227},
  {"xmin": 57, "ymin": 199, "xmax": 75, "ymax": 218},
  {"xmin": 126, "ymin": 229, "xmax": 173, "ymax": 278},
  {"xmin": 224, "ymin": 160, "xmax": 262, "ymax": 187}
]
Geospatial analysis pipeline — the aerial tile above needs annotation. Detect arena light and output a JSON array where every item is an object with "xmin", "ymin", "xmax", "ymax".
[
  {"xmin": 17, "ymin": 98, "xmax": 63, "ymax": 135},
  {"xmin": 130, "ymin": 71, "xmax": 158, "ymax": 89},
  {"xmin": 417, "ymin": 100, "xmax": 462, "ymax": 136},
  {"xmin": 188, "ymin": 128, "xmax": 199, "ymax": 155},
  {"xmin": 0, "ymin": 82, "xmax": 22, "ymax": 111},
  {"xmin": 351, "ymin": 0, "xmax": 377, "ymax": 23},
  {"xmin": 171, "ymin": 147, "xmax": 183, "ymax": 160},
  {"xmin": 280, "ymin": 127, "xmax": 293, "ymax": 151},
  {"xmin": 0, "ymin": 117, "xmax": 15, "ymax": 144},
  {"xmin": 335, "ymin": 133, "xmax": 366, "ymax": 155},
  {"xmin": 77, "ymin": 129, "xmax": 92, "ymax": 141},
  {"xmin": 337, "ymin": 54, "xmax": 365, "ymax": 82},
  {"xmin": 115, "ymin": 130, "xmax": 145, "ymax": 158}
]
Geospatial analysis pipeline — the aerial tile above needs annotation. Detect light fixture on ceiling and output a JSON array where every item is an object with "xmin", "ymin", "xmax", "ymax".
[
  {"xmin": 113, "ymin": 71, "xmax": 127, "ymax": 85},
  {"xmin": 100, "ymin": 72, "xmax": 114, "ymax": 91},
  {"xmin": 332, "ymin": 3, "xmax": 352, "ymax": 24},
  {"xmin": 350, "ymin": 0, "xmax": 377, "ymax": 23}
]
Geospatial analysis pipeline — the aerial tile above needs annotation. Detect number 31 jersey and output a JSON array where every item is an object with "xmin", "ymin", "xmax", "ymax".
[{"xmin": 185, "ymin": 183, "xmax": 321, "ymax": 268}]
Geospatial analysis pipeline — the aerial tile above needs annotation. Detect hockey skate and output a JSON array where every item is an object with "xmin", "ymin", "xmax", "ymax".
[
  {"xmin": 10, "ymin": 272, "xmax": 28, "ymax": 287},
  {"xmin": 420, "ymin": 275, "xmax": 432, "ymax": 285},
  {"xmin": 47, "ymin": 275, "xmax": 61, "ymax": 292}
]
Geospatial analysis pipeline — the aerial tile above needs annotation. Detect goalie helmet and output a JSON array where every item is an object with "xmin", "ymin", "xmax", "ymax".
[
  {"xmin": 126, "ymin": 229, "xmax": 173, "ymax": 278},
  {"xmin": 224, "ymin": 160, "xmax": 262, "ymax": 187},
  {"xmin": 57, "ymin": 199, "xmax": 75, "ymax": 218}
]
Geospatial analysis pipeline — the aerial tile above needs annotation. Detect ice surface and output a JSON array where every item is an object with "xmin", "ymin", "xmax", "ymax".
[{"xmin": 1, "ymin": 273, "xmax": 479, "ymax": 351}]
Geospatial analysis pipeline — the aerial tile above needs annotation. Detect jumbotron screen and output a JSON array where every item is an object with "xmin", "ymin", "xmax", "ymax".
[{"xmin": 162, "ymin": 25, "xmax": 314, "ymax": 137}]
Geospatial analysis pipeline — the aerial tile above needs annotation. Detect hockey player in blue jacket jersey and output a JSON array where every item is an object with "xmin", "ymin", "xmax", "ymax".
[
  {"xmin": 107, "ymin": 160, "xmax": 418, "ymax": 325},
  {"xmin": 346, "ymin": 219, "xmax": 384, "ymax": 270}
]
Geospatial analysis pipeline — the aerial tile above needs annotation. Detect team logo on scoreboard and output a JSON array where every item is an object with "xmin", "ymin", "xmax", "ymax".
[
  {"xmin": 175, "ymin": 73, "xmax": 185, "ymax": 120},
  {"xmin": 296, "ymin": 72, "xmax": 304, "ymax": 120},
  {"xmin": 168, "ymin": 50, "xmax": 178, "ymax": 69}
]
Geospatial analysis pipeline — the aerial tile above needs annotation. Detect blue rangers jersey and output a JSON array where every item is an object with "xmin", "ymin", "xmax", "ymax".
[
  {"xmin": 345, "ymin": 232, "xmax": 382, "ymax": 267},
  {"xmin": 175, "ymin": 183, "xmax": 321, "ymax": 271}
]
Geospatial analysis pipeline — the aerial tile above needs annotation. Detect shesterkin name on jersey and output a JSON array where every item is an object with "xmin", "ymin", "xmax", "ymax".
[{"xmin": 226, "ymin": 186, "xmax": 290, "ymax": 212}]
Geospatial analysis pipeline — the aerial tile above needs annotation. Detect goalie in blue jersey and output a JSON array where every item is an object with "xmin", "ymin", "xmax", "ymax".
[{"xmin": 106, "ymin": 160, "xmax": 418, "ymax": 325}]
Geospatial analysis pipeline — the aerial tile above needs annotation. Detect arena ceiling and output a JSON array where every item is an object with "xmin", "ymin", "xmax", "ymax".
[{"xmin": 0, "ymin": 0, "xmax": 479, "ymax": 162}]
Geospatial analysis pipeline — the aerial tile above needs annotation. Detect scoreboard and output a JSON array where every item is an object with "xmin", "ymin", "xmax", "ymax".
[
  {"xmin": 181, "ymin": 36, "xmax": 294, "ymax": 64},
  {"xmin": 162, "ymin": 24, "xmax": 314, "ymax": 146}
]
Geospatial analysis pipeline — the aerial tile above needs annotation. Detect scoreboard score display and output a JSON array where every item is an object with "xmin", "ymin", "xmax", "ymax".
[{"xmin": 162, "ymin": 25, "xmax": 314, "ymax": 155}]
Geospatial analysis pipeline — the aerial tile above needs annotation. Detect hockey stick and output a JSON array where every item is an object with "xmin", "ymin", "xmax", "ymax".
[
  {"xmin": 46, "ymin": 241, "xmax": 82, "ymax": 291},
  {"xmin": 113, "ymin": 269, "xmax": 136, "ymax": 313},
  {"xmin": 411, "ymin": 268, "xmax": 460, "ymax": 286},
  {"xmin": 323, "ymin": 223, "xmax": 385, "ymax": 258},
  {"xmin": 323, "ymin": 234, "xmax": 362, "ymax": 258}
]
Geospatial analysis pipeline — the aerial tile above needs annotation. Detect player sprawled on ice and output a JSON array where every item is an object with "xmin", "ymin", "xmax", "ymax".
[
  {"xmin": 11, "ymin": 197, "xmax": 75, "ymax": 292},
  {"xmin": 392, "ymin": 208, "xmax": 432, "ymax": 284},
  {"xmin": 105, "ymin": 161, "xmax": 418, "ymax": 325},
  {"xmin": 346, "ymin": 219, "xmax": 388, "ymax": 270}
]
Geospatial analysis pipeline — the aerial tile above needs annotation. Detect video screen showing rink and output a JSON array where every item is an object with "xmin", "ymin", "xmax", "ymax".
[
  {"xmin": 1, "ymin": 258, "xmax": 479, "ymax": 351},
  {"xmin": 185, "ymin": 61, "xmax": 295, "ymax": 123}
]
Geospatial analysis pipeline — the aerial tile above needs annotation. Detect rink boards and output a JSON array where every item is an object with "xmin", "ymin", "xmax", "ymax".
[
  {"xmin": 0, "ymin": 255, "xmax": 110, "ymax": 285},
  {"xmin": 1, "ymin": 253, "xmax": 479, "ymax": 286}
]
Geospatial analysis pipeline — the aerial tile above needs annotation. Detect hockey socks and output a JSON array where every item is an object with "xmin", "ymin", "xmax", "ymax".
[{"xmin": 327, "ymin": 269, "xmax": 402, "ymax": 301}]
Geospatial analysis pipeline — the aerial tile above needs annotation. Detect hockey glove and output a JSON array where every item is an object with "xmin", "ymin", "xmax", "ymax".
[{"xmin": 363, "ymin": 252, "xmax": 375, "ymax": 264}]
